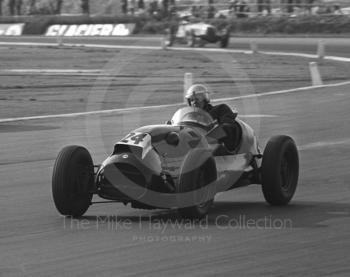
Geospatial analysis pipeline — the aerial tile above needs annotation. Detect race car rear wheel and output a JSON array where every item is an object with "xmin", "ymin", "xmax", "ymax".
[
  {"xmin": 261, "ymin": 135, "xmax": 299, "ymax": 205},
  {"xmin": 177, "ymin": 150, "xmax": 217, "ymax": 219},
  {"xmin": 219, "ymin": 28, "xmax": 230, "ymax": 48},
  {"xmin": 52, "ymin": 145, "xmax": 94, "ymax": 217},
  {"xmin": 166, "ymin": 26, "xmax": 175, "ymax": 47},
  {"xmin": 185, "ymin": 30, "xmax": 195, "ymax": 47}
]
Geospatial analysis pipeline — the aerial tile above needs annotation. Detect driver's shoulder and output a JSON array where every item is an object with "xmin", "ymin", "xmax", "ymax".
[{"xmin": 211, "ymin": 103, "xmax": 233, "ymax": 113}]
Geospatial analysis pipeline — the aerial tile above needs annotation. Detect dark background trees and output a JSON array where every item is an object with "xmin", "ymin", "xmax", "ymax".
[{"xmin": 81, "ymin": 0, "xmax": 89, "ymax": 14}]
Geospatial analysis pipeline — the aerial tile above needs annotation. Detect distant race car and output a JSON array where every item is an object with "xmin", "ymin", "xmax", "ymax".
[
  {"xmin": 52, "ymin": 106, "xmax": 299, "ymax": 219},
  {"xmin": 166, "ymin": 21, "xmax": 230, "ymax": 48}
]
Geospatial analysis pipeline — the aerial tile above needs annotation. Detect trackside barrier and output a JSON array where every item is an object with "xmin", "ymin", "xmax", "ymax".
[
  {"xmin": 184, "ymin": 72, "xmax": 193, "ymax": 103},
  {"xmin": 161, "ymin": 37, "xmax": 167, "ymax": 50},
  {"xmin": 317, "ymin": 40, "xmax": 325, "ymax": 59},
  {"xmin": 57, "ymin": 35, "xmax": 63, "ymax": 47},
  {"xmin": 250, "ymin": 40, "xmax": 258, "ymax": 54},
  {"xmin": 309, "ymin": 62, "xmax": 323, "ymax": 86}
]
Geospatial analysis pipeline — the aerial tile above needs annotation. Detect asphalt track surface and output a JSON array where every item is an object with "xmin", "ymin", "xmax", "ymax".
[
  {"xmin": 1, "ymin": 37, "xmax": 350, "ymax": 276},
  {"xmin": 1, "ymin": 35, "xmax": 350, "ymax": 57}
]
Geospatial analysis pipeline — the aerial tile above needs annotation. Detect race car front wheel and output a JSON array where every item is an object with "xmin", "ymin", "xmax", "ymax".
[
  {"xmin": 261, "ymin": 135, "xmax": 299, "ymax": 205},
  {"xmin": 52, "ymin": 145, "xmax": 94, "ymax": 217},
  {"xmin": 177, "ymin": 150, "xmax": 217, "ymax": 219}
]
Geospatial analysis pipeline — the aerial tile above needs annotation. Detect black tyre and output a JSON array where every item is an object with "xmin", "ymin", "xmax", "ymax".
[
  {"xmin": 220, "ymin": 32, "xmax": 230, "ymax": 48},
  {"xmin": 167, "ymin": 24, "xmax": 178, "ymax": 47},
  {"xmin": 177, "ymin": 150, "xmax": 217, "ymax": 219},
  {"xmin": 185, "ymin": 30, "xmax": 195, "ymax": 47},
  {"xmin": 198, "ymin": 39, "xmax": 206, "ymax": 47},
  {"xmin": 261, "ymin": 135, "xmax": 299, "ymax": 205},
  {"xmin": 220, "ymin": 28, "xmax": 230, "ymax": 48},
  {"xmin": 52, "ymin": 145, "xmax": 94, "ymax": 217},
  {"xmin": 166, "ymin": 30, "xmax": 175, "ymax": 47}
]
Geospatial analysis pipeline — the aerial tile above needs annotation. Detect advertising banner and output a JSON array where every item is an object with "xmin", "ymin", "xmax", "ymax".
[
  {"xmin": 46, "ymin": 24, "xmax": 135, "ymax": 37},
  {"xmin": 0, "ymin": 24, "xmax": 25, "ymax": 36}
]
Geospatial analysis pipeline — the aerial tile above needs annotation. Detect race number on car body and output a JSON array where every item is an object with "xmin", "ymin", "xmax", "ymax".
[{"xmin": 118, "ymin": 132, "xmax": 152, "ymax": 159}]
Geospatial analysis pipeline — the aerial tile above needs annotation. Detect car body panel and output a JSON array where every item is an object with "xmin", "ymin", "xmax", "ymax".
[
  {"xmin": 177, "ymin": 22, "xmax": 214, "ymax": 38},
  {"xmin": 168, "ymin": 21, "xmax": 230, "ymax": 47},
  {"xmin": 96, "ymin": 107, "xmax": 260, "ymax": 203}
]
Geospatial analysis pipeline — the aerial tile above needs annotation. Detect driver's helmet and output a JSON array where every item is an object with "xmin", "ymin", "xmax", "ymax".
[{"xmin": 185, "ymin": 84, "xmax": 210, "ymax": 107}]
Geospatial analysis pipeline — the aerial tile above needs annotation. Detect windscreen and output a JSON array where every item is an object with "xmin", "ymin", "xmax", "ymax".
[{"xmin": 171, "ymin": 107, "xmax": 214, "ymax": 128}]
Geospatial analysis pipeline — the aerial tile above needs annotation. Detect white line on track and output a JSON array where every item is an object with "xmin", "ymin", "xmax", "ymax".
[
  {"xmin": 2, "ymin": 41, "xmax": 350, "ymax": 62},
  {"xmin": 0, "ymin": 41, "xmax": 161, "ymax": 50},
  {"xmin": 3, "ymin": 69, "xmax": 102, "ymax": 73},
  {"xmin": 323, "ymin": 55, "xmax": 350, "ymax": 63},
  {"xmin": 1, "ymin": 80, "xmax": 350, "ymax": 123},
  {"xmin": 239, "ymin": 114, "xmax": 277, "ymax": 118},
  {"xmin": 261, "ymin": 51, "xmax": 350, "ymax": 63},
  {"xmin": 211, "ymin": 80, "xmax": 350, "ymax": 103},
  {"xmin": 299, "ymin": 138, "xmax": 350, "ymax": 150},
  {"xmin": 260, "ymin": 51, "xmax": 317, "ymax": 59},
  {"xmin": 326, "ymin": 211, "xmax": 349, "ymax": 216},
  {"xmin": 0, "ymin": 69, "xmax": 105, "ymax": 76}
]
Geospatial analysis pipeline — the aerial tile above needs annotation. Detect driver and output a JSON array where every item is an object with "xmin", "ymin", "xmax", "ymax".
[{"xmin": 185, "ymin": 83, "xmax": 239, "ymax": 152}]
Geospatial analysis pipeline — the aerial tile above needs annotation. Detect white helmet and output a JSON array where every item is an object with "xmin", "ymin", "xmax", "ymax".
[{"xmin": 185, "ymin": 84, "xmax": 210, "ymax": 106}]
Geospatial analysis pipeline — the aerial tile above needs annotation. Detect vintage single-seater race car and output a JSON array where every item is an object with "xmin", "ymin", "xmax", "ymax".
[
  {"xmin": 166, "ymin": 21, "xmax": 230, "ymax": 48},
  {"xmin": 52, "ymin": 106, "xmax": 299, "ymax": 219}
]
